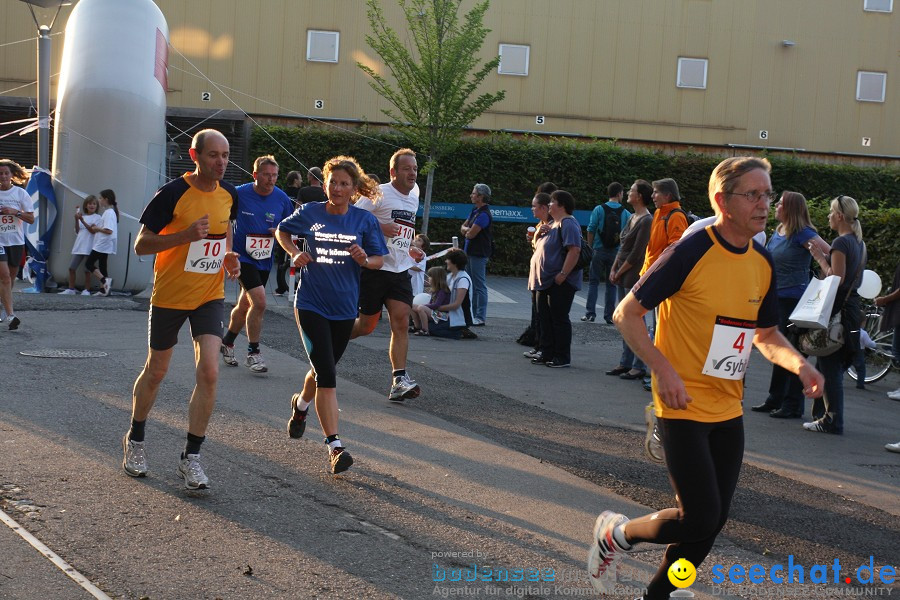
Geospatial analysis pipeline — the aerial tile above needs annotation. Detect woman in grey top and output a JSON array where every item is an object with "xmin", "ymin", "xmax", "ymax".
[{"xmin": 606, "ymin": 180, "xmax": 654, "ymax": 380}]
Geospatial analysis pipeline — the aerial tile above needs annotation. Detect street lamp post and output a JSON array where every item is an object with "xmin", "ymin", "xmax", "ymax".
[{"xmin": 19, "ymin": 0, "xmax": 71, "ymax": 292}]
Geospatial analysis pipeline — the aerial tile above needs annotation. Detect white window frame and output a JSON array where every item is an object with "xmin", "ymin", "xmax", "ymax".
[
  {"xmin": 863, "ymin": 0, "xmax": 893, "ymax": 13},
  {"xmin": 498, "ymin": 44, "xmax": 530, "ymax": 76},
  {"xmin": 306, "ymin": 30, "xmax": 339, "ymax": 63},
  {"xmin": 676, "ymin": 57, "xmax": 708, "ymax": 89},
  {"xmin": 856, "ymin": 71, "xmax": 887, "ymax": 102}
]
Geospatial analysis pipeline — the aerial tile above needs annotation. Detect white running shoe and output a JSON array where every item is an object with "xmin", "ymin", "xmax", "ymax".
[
  {"xmin": 177, "ymin": 454, "xmax": 209, "ymax": 489},
  {"xmin": 122, "ymin": 435, "xmax": 148, "ymax": 477},
  {"xmin": 885, "ymin": 441, "xmax": 900, "ymax": 453},
  {"xmin": 587, "ymin": 511, "xmax": 631, "ymax": 594},
  {"xmin": 220, "ymin": 344, "xmax": 238, "ymax": 367},
  {"xmin": 80, "ymin": 289, "xmax": 91, "ymax": 296},
  {"xmin": 389, "ymin": 373, "xmax": 420, "ymax": 402},
  {"xmin": 101, "ymin": 277, "xmax": 112, "ymax": 296},
  {"xmin": 58, "ymin": 288, "xmax": 77, "ymax": 295},
  {"xmin": 644, "ymin": 403, "xmax": 665, "ymax": 464},
  {"xmin": 887, "ymin": 389, "xmax": 900, "ymax": 401},
  {"xmin": 245, "ymin": 353, "xmax": 268, "ymax": 373}
]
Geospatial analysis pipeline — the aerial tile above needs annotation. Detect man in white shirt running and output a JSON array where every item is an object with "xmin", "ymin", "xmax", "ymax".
[{"xmin": 352, "ymin": 148, "xmax": 423, "ymax": 402}]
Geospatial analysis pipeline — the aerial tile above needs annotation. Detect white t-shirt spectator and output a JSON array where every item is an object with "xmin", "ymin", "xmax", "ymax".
[
  {"xmin": 91, "ymin": 209, "xmax": 118, "ymax": 255},
  {"xmin": 72, "ymin": 213, "xmax": 102, "ymax": 255},
  {"xmin": 447, "ymin": 270, "xmax": 472, "ymax": 328}
]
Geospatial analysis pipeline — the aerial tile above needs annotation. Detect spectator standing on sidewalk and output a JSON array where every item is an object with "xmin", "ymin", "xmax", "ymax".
[
  {"xmin": 461, "ymin": 183, "xmax": 493, "ymax": 326},
  {"xmin": 583, "ymin": 182, "xmax": 630, "ymax": 324}
]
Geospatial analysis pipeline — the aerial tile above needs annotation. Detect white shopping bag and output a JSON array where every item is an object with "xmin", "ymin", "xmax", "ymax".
[{"xmin": 789, "ymin": 275, "xmax": 840, "ymax": 329}]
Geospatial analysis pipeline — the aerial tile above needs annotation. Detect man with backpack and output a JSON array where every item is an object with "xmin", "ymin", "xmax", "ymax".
[{"xmin": 583, "ymin": 182, "xmax": 631, "ymax": 324}]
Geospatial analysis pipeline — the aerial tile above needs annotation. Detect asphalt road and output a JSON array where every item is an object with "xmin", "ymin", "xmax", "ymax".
[{"xmin": 1, "ymin": 282, "xmax": 898, "ymax": 600}]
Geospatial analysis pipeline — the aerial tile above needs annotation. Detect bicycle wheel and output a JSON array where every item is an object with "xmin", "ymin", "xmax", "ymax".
[{"xmin": 848, "ymin": 328, "xmax": 894, "ymax": 384}]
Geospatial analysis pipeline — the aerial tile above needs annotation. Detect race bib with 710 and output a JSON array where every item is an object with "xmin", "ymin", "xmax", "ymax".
[
  {"xmin": 702, "ymin": 316, "xmax": 756, "ymax": 380},
  {"xmin": 388, "ymin": 223, "xmax": 414, "ymax": 252},
  {"xmin": 184, "ymin": 233, "xmax": 226, "ymax": 274}
]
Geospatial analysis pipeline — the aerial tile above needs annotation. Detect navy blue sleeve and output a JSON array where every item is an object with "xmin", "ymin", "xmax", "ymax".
[
  {"xmin": 221, "ymin": 181, "xmax": 239, "ymax": 221},
  {"xmin": 633, "ymin": 233, "xmax": 712, "ymax": 311},
  {"xmin": 139, "ymin": 178, "xmax": 189, "ymax": 234},
  {"xmin": 753, "ymin": 241, "xmax": 779, "ymax": 329}
]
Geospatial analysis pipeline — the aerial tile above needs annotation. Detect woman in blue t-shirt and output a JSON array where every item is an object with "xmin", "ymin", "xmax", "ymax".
[
  {"xmin": 754, "ymin": 192, "xmax": 830, "ymax": 418},
  {"xmin": 275, "ymin": 156, "xmax": 388, "ymax": 474}
]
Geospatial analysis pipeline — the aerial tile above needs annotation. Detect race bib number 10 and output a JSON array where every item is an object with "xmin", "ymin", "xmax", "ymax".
[
  {"xmin": 185, "ymin": 233, "xmax": 226, "ymax": 274},
  {"xmin": 245, "ymin": 235, "xmax": 273, "ymax": 260},
  {"xmin": 702, "ymin": 316, "xmax": 756, "ymax": 380}
]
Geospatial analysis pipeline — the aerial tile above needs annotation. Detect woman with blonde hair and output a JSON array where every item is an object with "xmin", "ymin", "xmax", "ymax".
[
  {"xmin": 275, "ymin": 155, "xmax": 388, "ymax": 474},
  {"xmin": 754, "ymin": 192, "xmax": 831, "ymax": 418},
  {"xmin": 803, "ymin": 195, "xmax": 866, "ymax": 434}
]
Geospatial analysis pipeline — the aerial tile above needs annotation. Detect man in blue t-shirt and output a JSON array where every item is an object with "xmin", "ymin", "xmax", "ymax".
[
  {"xmin": 221, "ymin": 155, "xmax": 295, "ymax": 373},
  {"xmin": 583, "ymin": 182, "xmax": 631, "ymax": 324}
]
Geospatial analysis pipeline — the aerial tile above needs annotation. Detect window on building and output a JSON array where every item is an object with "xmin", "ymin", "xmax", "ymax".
[
  {"xmin": 498, "ymin": 44, "xmax": 530, "ymax": 76},
  {"xmin": 307, "ymin": 30, "xmax": 339, "ymax": 63},
  {"xmin": 677, "ymin": 57, "xmax": 708, "ymax": 89},
  {"xmin": 856, "ymin": 71, "xmax": 887, "ymax": 102},
  {"xmin": 864, "ymin": 0, "xmax": 893, "ymax": 12}
]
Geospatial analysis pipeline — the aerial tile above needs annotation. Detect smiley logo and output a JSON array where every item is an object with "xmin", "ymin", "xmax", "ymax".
[{"xmin": 667, "ymin": 558, "xmax": 696, "ymax": 588}]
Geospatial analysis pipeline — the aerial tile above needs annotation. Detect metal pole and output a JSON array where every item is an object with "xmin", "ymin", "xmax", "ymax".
[{"xmin": 35, "ymin": 24, "xmax": 52, "ymax": 291}]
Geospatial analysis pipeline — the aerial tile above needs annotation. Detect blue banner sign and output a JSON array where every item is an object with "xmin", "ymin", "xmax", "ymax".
[{"xmin": 418, "ymin": 203, "xmax": 591, "ymax": 227}]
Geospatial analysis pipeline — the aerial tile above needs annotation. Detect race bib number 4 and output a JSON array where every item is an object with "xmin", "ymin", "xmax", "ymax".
[
  {"xmin": 388, "ymin": 223, "xmax": 414, "ymax": 252},
  {"xmin": 245, "ymin": 235, "xmax": 273, "ymax": 260},
  {"xmin": 0, "ymin": 215, "xmax": 16, "ymax": 234},
  {"xmin": 185, "ymin": 233, "xmax": 226, "ymax": 274},
  {"xmin": 702, "ymin": 316, "xmax": 756, "ymax": 380}
]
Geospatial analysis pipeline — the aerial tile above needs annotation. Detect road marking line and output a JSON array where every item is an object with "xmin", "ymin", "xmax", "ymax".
[
  {"xmin": 486, "ymin": 287, "xmax": 516, "ymax": 303},
  {"xmin": 0, "ymin": 507, "xmax": 112, "ymax": 600}
]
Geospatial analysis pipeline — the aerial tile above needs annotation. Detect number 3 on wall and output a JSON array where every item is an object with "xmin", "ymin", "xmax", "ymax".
[{"xmin": 314, "ymin": 100, "xmax": 324, "ymax": 109}]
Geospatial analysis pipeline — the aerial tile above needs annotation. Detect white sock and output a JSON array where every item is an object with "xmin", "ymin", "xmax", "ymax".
[
  {"xmin": 296, "ymin": 398, "xmax": 311, "ymax": 412},
  {"xmin": 612, "ymin": 524, "xmax": 631, "ymax": 550},
  {"xmin": 327, "ymin": 439, "xmax": 343, "ymax": 451}
]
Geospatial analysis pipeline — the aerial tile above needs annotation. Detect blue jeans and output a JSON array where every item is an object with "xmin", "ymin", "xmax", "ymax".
[
  {"xmin": 584, "ymin": 247, "xmax": 617, "ymax": 320},
  {"xmin": 466, "ymin": 256, "xmax": 488, "ymax": 322},
  {"xmin": 618, "ymin": 285, "xmax": 647, "ymax": 371}
]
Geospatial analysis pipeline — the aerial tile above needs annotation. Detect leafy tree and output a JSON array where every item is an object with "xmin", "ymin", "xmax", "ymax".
[{"xmin": 358, "ymin": 0, "xmax": 505, "ymax": 233}]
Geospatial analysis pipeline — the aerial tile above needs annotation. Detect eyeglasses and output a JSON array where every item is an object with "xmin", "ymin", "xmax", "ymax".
[{"xmin": 724, "ymin": 190, "xmax": 777, "ymax": 204}]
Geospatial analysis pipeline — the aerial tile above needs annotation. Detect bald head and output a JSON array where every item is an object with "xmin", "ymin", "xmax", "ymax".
[{"xmin": 191, "ymin": 129, "xmax": 228, "ymax": 155}]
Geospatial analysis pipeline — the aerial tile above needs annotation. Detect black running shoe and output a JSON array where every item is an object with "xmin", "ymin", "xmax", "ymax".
[{"xmin": 287, "ymin": 393, "xmax": 308, "ymax": 439}]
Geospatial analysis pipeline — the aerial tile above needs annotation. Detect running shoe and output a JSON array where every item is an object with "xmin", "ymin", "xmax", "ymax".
[
  {"xmin": 80, "ymin": 289, "xmax": 91, "ymax": 296},
  {"xmin": 122, "ymin": 435, "xmax": 148, "ymax": 477},
  {"xmin": 644, "ymin": 403, "xmax": 665, "ymax": 464},
  {"xmin": 287, "ymin": 393, "xmax": 308, "ymax": 439},
  {"xmin": 220, "ymin": 344, "xmax": 238, "ymax": 367},
  {"xmin": 523, "ymin": 349, "xmax": 542, "ymax": 359},
  {"xmin": 389, "ymin": 373, "xmax": 420, "ymax": 402},
  {"xmin": 245, "ymin": 352, "xmax": 268, "ymax": 373},
  {"xmin": 329, "ymin": 446, "xmax": 353, "ymax": 474},
  {"xmin": 98, "ymin": 277, "xmax": 112, "ymax": 296},
  {"xmin": 545, "ymin": 360, "xmax": 570, "ymax": 368},
  {"xmin": 177, "ymin": 454, "xmax": 209, "ymax": 489},
  {"xmin": 587, "ymin": 511, "xmax": 631, "ymax": 594},
  {"xmin": 7, "ymin": 316, "xmax": 20, "ymax": 331},
  {"xmin": 580, "ymin": 314, "xmax": 595, "ymax": 322},
  {"xmin": 885, "ymin": 442, "xmax": 900, "ymax": 454},
  {"xmin": 58, "ymin": 288, "xmax": 77, "ymax": 295}
]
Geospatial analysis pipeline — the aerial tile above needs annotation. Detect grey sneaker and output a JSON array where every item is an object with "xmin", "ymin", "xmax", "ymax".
[
  {"xmin": 245, "ymin": 352, "xmax": 268, "ymax": 373},
  {"xmin": 644, "ymin": 403, "xmax": 665, "ymax": 464},
  {"xmin": 220, "ymin": 344, "xmax": 238, "ymax": 367},
  {"xmin": 389, "ymin": 373, "xmax": 420, "ymax": 402},
  {"xmin": 122, "ymin": 435, "xmax": 148, "ymax": 477},
  {"xmin": 587, "ymin": 511, "xmax": 631, "ymax": 594},
  {"xmin": 177, "ymin": 454, "xmax": 209, "ymax": 489},
  {"xmin": 329, "ymin": 446, "xmax": 353, "ymax": 474}
]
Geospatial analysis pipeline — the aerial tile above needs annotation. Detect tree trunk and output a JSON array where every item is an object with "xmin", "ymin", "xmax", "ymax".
[{"xmin": 421, "ymin": 167, "xmax": 435, "ymax": 235}]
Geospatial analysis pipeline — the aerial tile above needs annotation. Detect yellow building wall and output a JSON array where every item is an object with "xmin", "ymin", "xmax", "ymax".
[{"xmin": 1, "ymin": 0, "xmax": 897, "ymax": 157}]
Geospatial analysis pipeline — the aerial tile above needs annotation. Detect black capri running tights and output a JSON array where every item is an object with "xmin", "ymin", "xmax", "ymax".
[
  {"xmin": 295, "ymin": 309, "xmax": 354, "ymax": 389},
  {"xmin": 625, "ymin": 416, "xmax": 744, "ymax": 600}
]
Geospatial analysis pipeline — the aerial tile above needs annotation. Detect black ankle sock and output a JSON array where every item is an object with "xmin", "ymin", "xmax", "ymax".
[
  {"xmin": 222, "ymin": 330, "xmax": 238, "ymax": 346},
  {"xmin": 184, "ymin": 432, "xmax": 205, "ymax": 457},
  {"xmin": 128, "ymin": 419, "xmax": 146, "ymax": 443},
  {"xmin": 248, "ymin": 342, "xmax": 260, "ymax": 355},
  {"xmin": 392, "ymin": 369, "xmax": 406, "ymax": 378}
]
